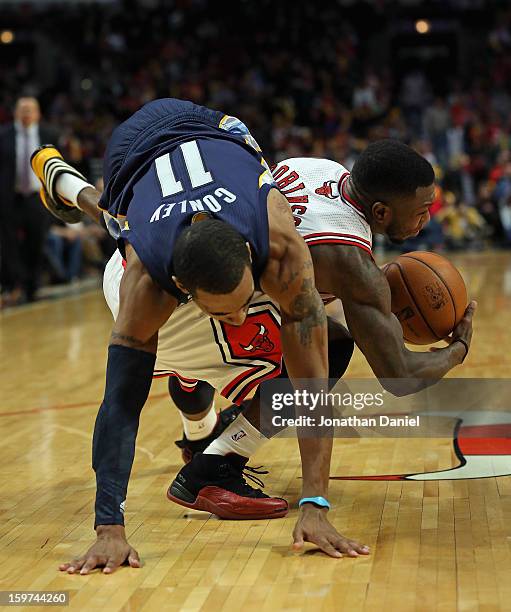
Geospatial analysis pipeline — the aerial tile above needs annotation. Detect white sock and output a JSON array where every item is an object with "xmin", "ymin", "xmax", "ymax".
[
  {"xmin": 203, "ymin": 414, "xmax": 268, "ymax": 458},
  {"xmin": 56, "ymin": 173, "xmax": 94, "ymax": 208},
  {"xmin": 179, "ymin": 403, "xmax": 217, "ymax": 441}
]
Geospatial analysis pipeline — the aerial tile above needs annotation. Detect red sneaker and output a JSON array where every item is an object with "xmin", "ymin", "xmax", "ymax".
[{"xmin": 167, "ymin": 453, "xmax": 288, "ymax": 520}]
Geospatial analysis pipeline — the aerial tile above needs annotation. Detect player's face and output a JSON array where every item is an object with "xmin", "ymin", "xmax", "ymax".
[
  {"xmin": 384, "ymin": 183, "xmax": 436, "ymax": 244},
  {"xmin": 15, "ymin": 97, "xmax": 40, "ymax": 128},
  {"xmin": 194, "ymin": 266, "xmax": 255, "ymax": 326}
]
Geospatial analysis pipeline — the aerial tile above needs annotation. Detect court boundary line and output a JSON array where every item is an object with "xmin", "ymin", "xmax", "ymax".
[{"xmin": 0, "ymin": 391, "xmax": 169, "ymax": 418}]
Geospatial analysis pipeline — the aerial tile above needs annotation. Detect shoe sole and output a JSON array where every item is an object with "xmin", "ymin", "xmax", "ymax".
[
  {"xmin": 31, "ymin": 146, "xmax": 85, "ymax": 224},
  {"xmin": 167, "ymin": 481, "xmax": 288, "ymax": 520}
]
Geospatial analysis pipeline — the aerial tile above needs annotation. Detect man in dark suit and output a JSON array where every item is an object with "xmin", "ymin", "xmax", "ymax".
[{"xmin": 0, "ymin": 96, "xmax": 59, "ymax": 303}]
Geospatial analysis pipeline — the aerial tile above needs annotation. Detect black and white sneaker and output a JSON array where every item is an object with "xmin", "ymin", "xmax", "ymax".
[{"xmin": 174, "ymin": 402, "xmax": 247, "ymax": 463}]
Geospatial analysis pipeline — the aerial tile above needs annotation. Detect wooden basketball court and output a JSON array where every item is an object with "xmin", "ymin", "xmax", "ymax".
[{"xmin": 1, "ymin": 251, "xmax": 511, "ymax": 611}]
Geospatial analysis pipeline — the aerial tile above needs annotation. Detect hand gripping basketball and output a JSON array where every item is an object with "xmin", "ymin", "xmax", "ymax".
[{"xmin": 431, "ymin": 300, "xmax": 477, "ymax": 362}]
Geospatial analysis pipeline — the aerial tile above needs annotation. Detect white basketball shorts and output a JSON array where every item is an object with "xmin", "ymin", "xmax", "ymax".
[{"xmin": 103, "ymin": 250, "xmax": 282, "ymax": 404}]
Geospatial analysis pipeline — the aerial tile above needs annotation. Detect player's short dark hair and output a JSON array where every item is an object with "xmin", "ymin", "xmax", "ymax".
[
  {"xmin": 351, "ymin": 139, "xmax": 434, "ymax": 203},
  {"xmin": 173, "ymin": 218, "xmax": 251, "ymax": 295}
]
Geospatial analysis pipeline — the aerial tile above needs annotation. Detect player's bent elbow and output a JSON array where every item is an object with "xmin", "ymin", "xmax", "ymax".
[
  {"xmin": 378, "ymin": 374, "xmax": 426, "ymax": 397},
  {"xmin": 373, "ymin": 358, "xmax": 414, "ymax": 396},
  {"xmin": 379, "ymin": 378, "xmax": 410, "ymax": 397}
]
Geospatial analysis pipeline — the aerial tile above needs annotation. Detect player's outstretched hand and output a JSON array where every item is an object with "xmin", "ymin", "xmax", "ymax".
[
  {"xmin": 292, "ymin": 505, "xmax": 370, "ymax": 559},
  {"xmin": 59, "ymin": 525, "xmax": 140, "ymax": 575}
]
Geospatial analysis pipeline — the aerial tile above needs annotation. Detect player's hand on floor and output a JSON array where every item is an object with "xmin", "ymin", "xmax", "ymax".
[
  {"xmin": 59, "ymin": 525, "xmax": 140, "ymax": 575},
  {"xmin": 292, "ymin": 505, "xmax": 370, "ymax": 559}
]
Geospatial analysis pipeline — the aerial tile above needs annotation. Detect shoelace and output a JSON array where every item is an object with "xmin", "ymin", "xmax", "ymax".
[{"xmin": 242, "ymin": 465, "xmax": 269, "ymax": 489}]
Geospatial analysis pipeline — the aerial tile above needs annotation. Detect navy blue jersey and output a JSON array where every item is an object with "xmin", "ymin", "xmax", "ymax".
[{"xmin": 99, "ymin": 99, "xmax": 275, "ymax": 300}]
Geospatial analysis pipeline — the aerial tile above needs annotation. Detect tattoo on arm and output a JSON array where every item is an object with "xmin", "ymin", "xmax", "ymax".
[
  {"xmin": 110, "ymin": 331, "xmax": 148, "ymax": 349},
  {"xmin": 280, "ymin": 259, "xmax": 312, "ymax": 293},
  {"xmin": 288, "ymin": 277, "xmax": 326, "ymax": 347},
  {"xmin": 280, "ymin": 268, "xmax": 299, "ymax": 293}
]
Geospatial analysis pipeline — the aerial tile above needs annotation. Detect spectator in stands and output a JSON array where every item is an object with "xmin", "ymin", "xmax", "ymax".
[
  {"xmin": 0, "ymin": 0, "xmax": 510, "ymax": 269},
  {"xmin": 437, "ymin": 193, "xmax": 488, "ymax": 250},
  {"xmin": 400, "ymin": 69, "xmax": 431, "ymax": 137},
  {"xmin": 499, "ymin": 196, "xmax": 511, "ymax": 245},
  {"xmin": 0, "ymin": 96, "xmax": 58, "ymax": 304},
  {"xmin": 423, "ymin": 97, "xmax": 451, "ymax": 168},
  {"xmin": 45, "ymin": 222, "xmax": 83, "ymax": 284}
]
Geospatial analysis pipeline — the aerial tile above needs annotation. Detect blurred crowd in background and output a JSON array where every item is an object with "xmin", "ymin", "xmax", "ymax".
[{"xmin": 1, "ymin": 0, "xmax": 511, "ymax": 305}]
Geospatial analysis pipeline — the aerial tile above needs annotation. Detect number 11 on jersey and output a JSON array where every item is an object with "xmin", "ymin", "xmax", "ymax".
[{"xmin": 155, "ymin": 140, "xmax": 214, "ymax": 197}]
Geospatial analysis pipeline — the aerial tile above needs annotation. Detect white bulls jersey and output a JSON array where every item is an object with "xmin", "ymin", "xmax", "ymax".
[{"xmin": 273, "ymin": 157, "xmax": 373, "ymax": 256}]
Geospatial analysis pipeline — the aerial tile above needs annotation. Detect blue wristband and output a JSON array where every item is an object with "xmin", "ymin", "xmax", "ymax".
[{"xmin": 298, "ymin": 496, "xmax": 331, "ymax": 509}]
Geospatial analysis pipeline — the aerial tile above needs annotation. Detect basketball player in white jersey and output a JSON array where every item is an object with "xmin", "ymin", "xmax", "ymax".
[
  {"xmin": 164, "ymin": 142, "xmax": 473, "ymax": 541},
  {"xmin": 33, "ymin": 139, "xmax": 475, "ymax": 573}
]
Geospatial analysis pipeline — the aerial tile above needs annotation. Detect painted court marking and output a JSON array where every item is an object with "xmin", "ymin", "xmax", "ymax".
[{"xmin": 0, "ymin": 391, "xmax": 169, "ymax": 418}]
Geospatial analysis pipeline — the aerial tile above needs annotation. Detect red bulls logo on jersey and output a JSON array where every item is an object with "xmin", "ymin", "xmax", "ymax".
[
  {"xmin": 315, "ymin": 180, "xmax": 339, "ymax": 199},
  {"xmin": 213, "ymin": 303, "xmax": 282, "ymax": 405},
  {"xmin": 221, "ymin": 310, "xmax": 281, "ymax": 363},
  {"xmin": 240, "ymin": 324, "xmax": 274, "ymax": 353}
]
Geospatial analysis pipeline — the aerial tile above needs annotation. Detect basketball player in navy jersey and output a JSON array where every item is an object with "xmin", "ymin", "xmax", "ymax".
[{"xmin": 32, "ymin": 98, "xmax": 356, "ymax": 573}]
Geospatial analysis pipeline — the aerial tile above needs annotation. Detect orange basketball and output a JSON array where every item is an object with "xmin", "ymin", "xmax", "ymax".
[{"xmin": 383, "ymin": 251, "xmax": 468, "ymax": 345}]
